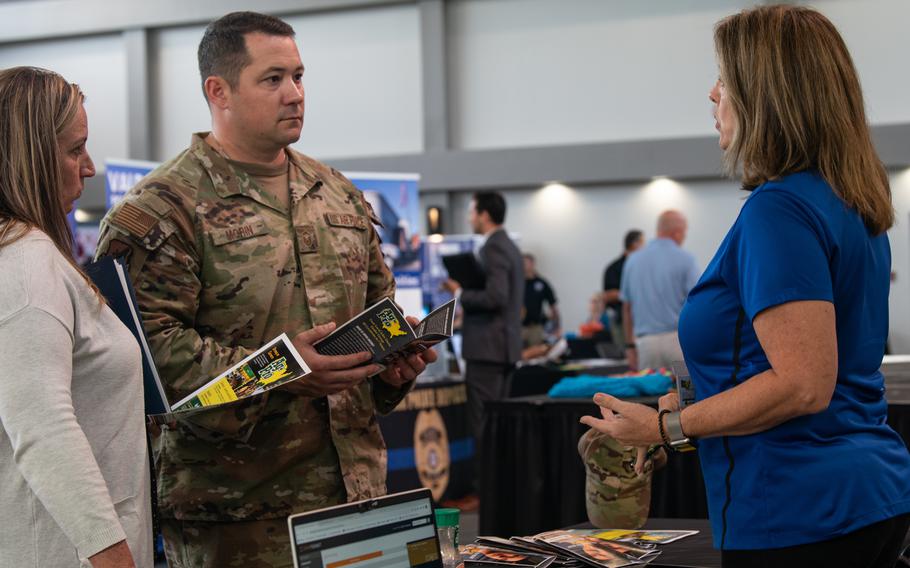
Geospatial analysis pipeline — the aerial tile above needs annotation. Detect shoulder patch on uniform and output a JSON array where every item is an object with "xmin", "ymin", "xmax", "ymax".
[
  {"xmin": 296, "ymin": 225, "xmax": 318, "ymax": 253},
  {"xmin": 104, "ymin": 238, "xmax": 133, "ymax": 262},
  {"xmin": 361, "ymin": 199, "xmax": 384, "ymax": 229},
  {"xmin": 113, "ymin": 202, "xmax": 157, "ymax": 238},
  {"xmin": 325, "ymin": 212, "xmax": 368, "ymax": 231},
  {"xmin": 140, "ymin": 191, "xmax": 173, "ymax": 217}
]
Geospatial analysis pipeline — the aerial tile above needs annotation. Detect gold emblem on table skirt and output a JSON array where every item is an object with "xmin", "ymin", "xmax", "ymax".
[{"xmin": 414, "ymin": 409, "xmax": 450, "ymax": 501}]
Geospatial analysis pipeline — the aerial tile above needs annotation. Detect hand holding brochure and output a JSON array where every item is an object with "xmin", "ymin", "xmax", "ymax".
[
  {"xmin": 172, "ymin": 334, "xmax": 311, "ymax": 411},
  {"xmin": 314, "ymin": 297, "xmax": 457, "ymax": 365}
]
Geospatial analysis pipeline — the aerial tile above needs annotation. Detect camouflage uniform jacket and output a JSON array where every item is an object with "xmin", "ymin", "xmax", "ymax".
[{"xmin": 95, "ymin": 133, "xmax": 408, "ymax": 522}]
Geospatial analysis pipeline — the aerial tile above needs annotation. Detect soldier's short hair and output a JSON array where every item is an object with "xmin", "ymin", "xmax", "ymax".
[
  {"xmin": 198, "ymin": 11, "xmax": 295, "ymax": 100},
  {"xmin": 473, "ymin": 192, "xmax": 507, "ymax": 225}
]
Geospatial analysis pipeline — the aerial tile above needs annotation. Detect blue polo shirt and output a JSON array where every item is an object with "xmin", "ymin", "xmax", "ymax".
[
  {"xmin": 678, "ymin": 171, "xmax": 910, "ymax": 550},
  {"xmin": 620, "ymin": 239, "xmax": 699, "ymax": 337}
]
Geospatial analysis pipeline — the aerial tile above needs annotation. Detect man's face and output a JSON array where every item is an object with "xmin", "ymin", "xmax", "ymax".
[
  {"xmin": 630, "ymin": 235, "xmax": 644, "ymax": 253},
  {"xmin": 226, "ymin": 32, "xmax": 305, "ymax": 152},
  {"xmin": 468, "ymin": 200, "xmax": 483, "ymax": 235},
  {"xmin": 675, "ymin": 221, "xmax": 689, "ymax": 245},
  {"xmin": 523, "ymin": 257, "xmax": 534, "ymax": 277}
]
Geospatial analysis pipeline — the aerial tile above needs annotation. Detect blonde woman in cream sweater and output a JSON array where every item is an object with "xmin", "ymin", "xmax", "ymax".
[{"xmin": 0, "ymin": 67, "xmax": 151, "ymax": 567}]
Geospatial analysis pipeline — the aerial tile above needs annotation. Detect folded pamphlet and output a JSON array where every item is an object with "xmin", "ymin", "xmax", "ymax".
[
  {"xmin": 572, "ymin": 529, "xmax": 699, "ymax": 546},
  {"xmin": 172, "ymin": 333, "xmax": 311, "ymax": 411},
  {"xmin": 314, "ymin": 297, "xmax": 457, "ymax": 366},
  {"xmin": 532, "ymin": 530, "xmax": 660, "ymax": 567},
  {"xmin": 462, "ymin": 543, "xmax": 556, "ymax": 567}
]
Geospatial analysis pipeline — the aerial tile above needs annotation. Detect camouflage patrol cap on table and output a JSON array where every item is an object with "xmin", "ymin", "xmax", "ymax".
[{"xmin": 577, "ymin": 429, "xmax": 666, "ymax": 529}]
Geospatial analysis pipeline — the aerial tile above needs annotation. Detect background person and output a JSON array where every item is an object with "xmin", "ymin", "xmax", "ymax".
[
  {"xmin": 522, "ymin": 252, "xmax": 560, "ymax": 347},
  {"xmin": 0, "ymin": 66, "xmax": 152, "ymax": 568},
  {"xmin": 620, "ymin": 211, "xmax": 699, "ymax": 370},
  {"xmin": 602, "ymin": 229, "xmax": 644, "ymax": 347},
  {"xmin": 582, "ymin": 6, "xmax": 910, "ymax": 566},
  {"xmin": 443, "ymin": 191, "xmax": 523, "ymax": 490},
  {"xmin": 95, "ymin": 12, "xmax": 433, "ymax": 567},
  {"xmin": 578, "ymin": 292, "xmax": 611, "ymax": 340}
]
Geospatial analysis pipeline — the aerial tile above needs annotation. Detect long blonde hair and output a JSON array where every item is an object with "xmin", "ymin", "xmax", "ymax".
[
  {"xmin": 715, "ymin": 5, "xmax": 893, "ymax": 234},
  {"xmin": 0, "ymin": 66, "xmax": 101, "ymax": 293}
]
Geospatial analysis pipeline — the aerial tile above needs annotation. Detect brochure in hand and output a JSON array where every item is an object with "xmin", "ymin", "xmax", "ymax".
[
  {"xmin": 171, "ymin": 334, "xmax": 311, "ymax": 411},
  {"xmin": 314, "ymin": 297, "xmax": 457, "ymax": 366}
]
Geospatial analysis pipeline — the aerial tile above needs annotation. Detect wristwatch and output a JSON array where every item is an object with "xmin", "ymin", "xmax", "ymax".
[{"xmin": 663, "ymin": 411, "xmax": 696, "ymax": 452}]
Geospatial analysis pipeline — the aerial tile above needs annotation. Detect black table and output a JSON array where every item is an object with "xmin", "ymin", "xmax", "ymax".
[
  {"xmin": 480, "ymin": 362, "xmax": 910, "ymax": 537},
  {"xmin": 642, "ymin": 518, "xmax": 719, "ymax": 568}
]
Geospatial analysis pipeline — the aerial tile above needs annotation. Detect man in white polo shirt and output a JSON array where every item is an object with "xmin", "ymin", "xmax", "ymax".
[{"xmin": 620, "ymin": 210, "xmax": 700, "ymax": 370}]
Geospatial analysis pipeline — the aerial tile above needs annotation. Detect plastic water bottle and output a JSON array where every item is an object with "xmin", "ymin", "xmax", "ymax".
[{"xmin": 435, "ymin": 507, "xmax": 460, "ymax": 568}]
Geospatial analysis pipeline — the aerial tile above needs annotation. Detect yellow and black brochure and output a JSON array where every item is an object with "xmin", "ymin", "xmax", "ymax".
[
  {"xmin": 172, "ymin": 333, "xmax": 311, "ymax": 411},
  {"xmin": 315, "ymin": 297, "xmax": 457, "ymax": 366}
]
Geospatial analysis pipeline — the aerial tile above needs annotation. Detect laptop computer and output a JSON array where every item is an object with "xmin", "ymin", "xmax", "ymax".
[{"xmin": 288, "ymin": 488, "xmax": 444, "ymax": 568}]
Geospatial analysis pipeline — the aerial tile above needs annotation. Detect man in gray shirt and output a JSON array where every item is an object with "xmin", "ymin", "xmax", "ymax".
[{"xmin": 620, "ymin": 210, "xmax": 700, "ymax": 370}]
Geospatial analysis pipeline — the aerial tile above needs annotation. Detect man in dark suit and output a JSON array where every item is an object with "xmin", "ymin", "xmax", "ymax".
[{"xmin": 444, "ymin": 192, "xmax": 523, "ymax": 486}]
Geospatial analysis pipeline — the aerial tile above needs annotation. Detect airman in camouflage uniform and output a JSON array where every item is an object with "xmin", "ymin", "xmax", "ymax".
[
  {"xmin": 578, "ymin": 429, "xmax": 667, "ymax": 529},
  {"xmin": 94, "ymin": 12, "xmax": 431, "ymax": 567},
  {"xmin": 96, "ymin": 133, "xmax": 412, "ymax": 566}
]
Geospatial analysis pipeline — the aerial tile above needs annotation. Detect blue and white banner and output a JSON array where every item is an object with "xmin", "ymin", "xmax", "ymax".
[
  {"xmin": 345, "ymin": 172, "xmax": 423, "ymax": 317},
  {"xmin": 105, "ymin": 158, "xmax": 158, "ymax": 208}
]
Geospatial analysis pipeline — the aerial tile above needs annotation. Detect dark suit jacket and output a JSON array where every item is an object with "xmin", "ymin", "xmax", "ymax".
[{"xmin": 460, "ymin": 228, "xmax": 524, "ymax": 364}]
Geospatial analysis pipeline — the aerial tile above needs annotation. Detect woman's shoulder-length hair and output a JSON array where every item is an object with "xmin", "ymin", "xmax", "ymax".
[{"xmin": 715, "ymin": 4, "xmax": 893, "ymax": 235}]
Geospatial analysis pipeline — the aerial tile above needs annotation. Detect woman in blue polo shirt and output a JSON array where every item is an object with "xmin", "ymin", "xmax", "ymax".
[{"xmin": 581, "ymin": 5, "xmax": 910, "ymax": 566}]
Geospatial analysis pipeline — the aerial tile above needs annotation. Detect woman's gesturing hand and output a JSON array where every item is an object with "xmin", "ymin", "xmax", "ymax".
[{"xmin": 580, "ymin": 393, "xmax": 663, "ymax": 448}]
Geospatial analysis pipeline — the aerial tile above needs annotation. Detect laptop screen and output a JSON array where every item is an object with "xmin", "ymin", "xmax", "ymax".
[{"xmin": 289, "ymin": 489, "xmax": 443, "ymax": 568}]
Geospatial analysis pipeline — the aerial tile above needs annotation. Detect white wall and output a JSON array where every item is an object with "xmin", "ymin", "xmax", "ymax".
[
  {"xmin": 150, "ymin": 4, "xmax": 422, "ymax": 162},
  {"xmin": 284, "ymin": 5, "xmax": 422, "ymax": 159},
  {"xmin": 807, "ymin": 0, "xmax": 910, "ymax": 125},
  {"xmin": 0, "ymin": 33, "xmax": 128, "ymax": 169},
  {"xmin": 150, "ymin": 24, "xmax": 211, "ymax": 160},
  {"xmin": 447, "ymin": 0, "xmax": 910, "ymax": 150}
]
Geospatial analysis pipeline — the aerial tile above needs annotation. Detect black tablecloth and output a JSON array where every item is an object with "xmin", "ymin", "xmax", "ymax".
[
  {"xmin": 479, "ymin": 396, "xmax": 708, "ymax": 536},
  {"xmin": 481, "ymin": 362, "xmax": 910, "ymax": 537},
  {"xmin": 642, "ymin": 518, "xmax": 720, "ymax": 568},
  {"xmin": 377, "ymin": 380, "xmax": 473, "ymax": 502}
]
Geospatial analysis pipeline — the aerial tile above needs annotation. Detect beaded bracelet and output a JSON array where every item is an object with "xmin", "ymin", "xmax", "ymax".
[{"xmin": 658, "ymin": 409, "xmax": 673, "ymax": 452}]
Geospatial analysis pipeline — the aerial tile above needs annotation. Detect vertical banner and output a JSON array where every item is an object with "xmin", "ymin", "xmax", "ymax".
[
  {"xmin": 105, "ymin": 158, "xmax": 158, "ymax": 208},
  {"xmin": 345, "ymin": 172, "xmax": 423, "ymax": 318}
]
